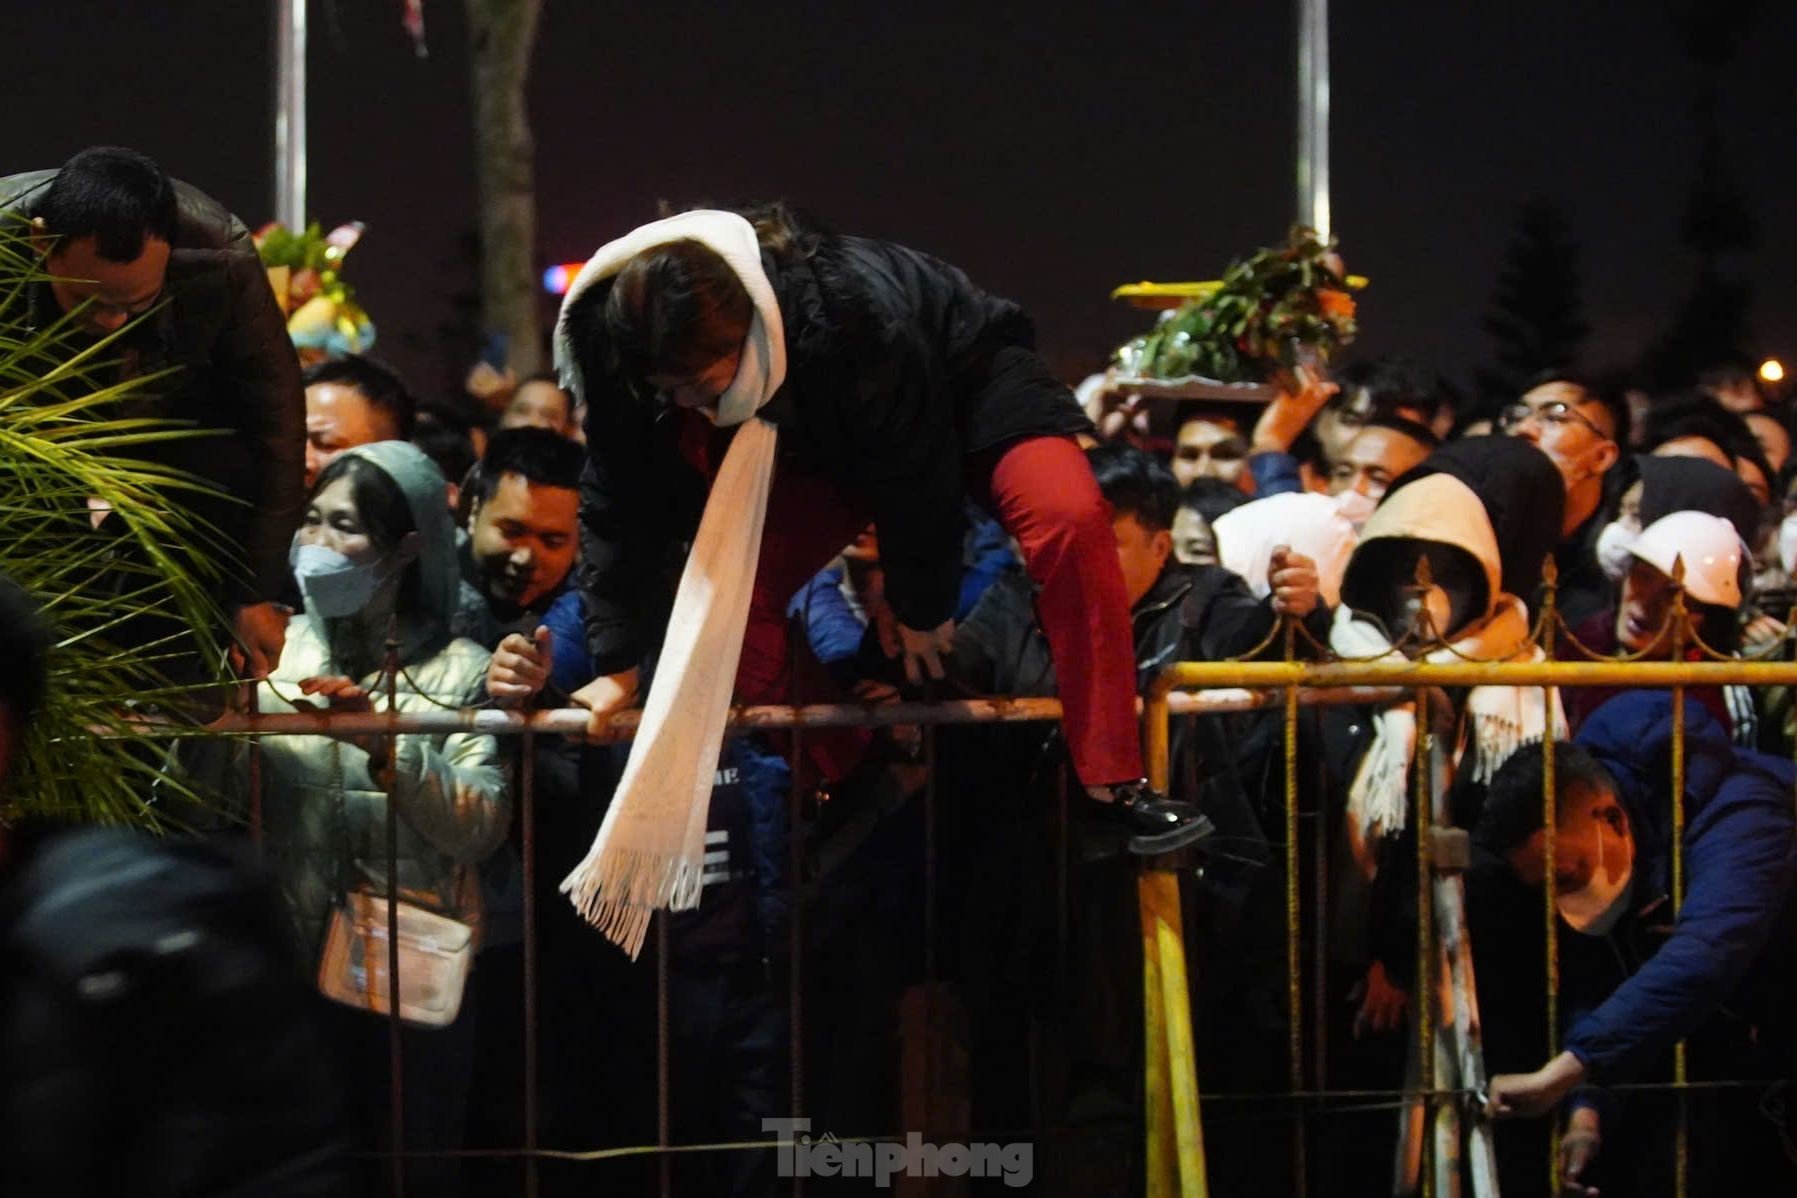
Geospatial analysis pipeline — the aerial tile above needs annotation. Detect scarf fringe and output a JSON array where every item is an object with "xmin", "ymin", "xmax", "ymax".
[
  {"xmin": 561, "ymin": 845, "xmax": 706, "ymax": 961},
  {"xmin": 1334, "ymin": 596, "xmax": 1558, "ymax": 842}
]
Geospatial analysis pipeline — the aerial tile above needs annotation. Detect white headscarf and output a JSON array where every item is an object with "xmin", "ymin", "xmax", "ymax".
[{"xmin": 553, "ymin": 211, "xmax": 786, "ymax": 959}]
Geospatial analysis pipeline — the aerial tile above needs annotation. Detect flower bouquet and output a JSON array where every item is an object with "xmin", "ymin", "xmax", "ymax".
[
  {"xmin": 1113, "ymin": 227, "xmax": 1361, "ymax": 399},
  {"xmin": 254, "ymin": 220, "xmax": 376, "ymax": 361}
]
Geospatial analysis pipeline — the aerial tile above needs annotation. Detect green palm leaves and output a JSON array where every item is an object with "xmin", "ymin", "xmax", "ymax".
[{"xmin": 0, "ymin": 217, "xmax": 231, "ymax": 826}]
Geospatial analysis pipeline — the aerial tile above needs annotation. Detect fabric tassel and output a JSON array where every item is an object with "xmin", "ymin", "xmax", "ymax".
[{"xmin": 1332, "ymin": 595, "xmax": 1562, "ymax": 841}]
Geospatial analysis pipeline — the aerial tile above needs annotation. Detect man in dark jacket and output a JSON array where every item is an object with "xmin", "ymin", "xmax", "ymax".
[
  {"xmin": 952, "ymin": 443, "xmax": 1324, "ymax": 701},
  {"xmin": 944, "ymin": 444, "xmax": 1324, "ymax": 1193},
  {"xmin": 1481, "ymin": 694, "xmax": 1797, "ymax": 1195},
  {"xmin": 0, "ymin": 147, "xmax": 305, "ymax": 678}
]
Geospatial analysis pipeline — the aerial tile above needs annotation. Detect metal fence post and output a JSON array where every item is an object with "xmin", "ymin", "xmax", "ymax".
[
  {"xmin": 519, "ymin": 729, "xmax": 541, "ymax": 1198},
  {"xmin": 1282, "ymin": 617, "xmax": 1306, "ymax": 1197},
  {"xmin": 1669, "ymin": 561, "xmax": 1690, "ymax": 1198},
  {"xmin": 1142, "ymin": 674, "xmax": 1207, "ymax": 1197}
]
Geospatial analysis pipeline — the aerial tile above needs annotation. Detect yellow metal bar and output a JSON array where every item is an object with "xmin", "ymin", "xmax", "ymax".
[
  {"xmin": 1541, "ymin": 574, "xmax": 1562, "ymax": 1197},
  {"xmin": 1282, "ymin": 620, "xmax": 1307, "ymax": 1194},
  {"xmin": 1140, "ymin": 679, "xmax": 1206, "ymax": 1195},
  {"xmin": 1142, "ymin": 874, "xmax": 1175, "ymax": 1198},
  {"xmin": 1669, "ymin": 580, "xmax": 1689, "ymax": 1198},
  {"xmin": 1110, "ymin": 274, "xmax": 1370, "ymax": 304},
  {"xmin": 1145, "ymin": 677, "xmax": 1174, "ymax": 793},
  {"xmin": 1672, "ymin": 685, "xmax": 1689, "ymax": 1198},
  {"xmin": 1157, "ymin": 659, "xmax": 1797, "ymax": 690},
  {"xmin": 1542, "ymin": 719, "xmax": 1561, "ymax": 1192},
  {"xmin": 1143, "ymin": 870, "xmax": 1208, "ymax": 1197}
]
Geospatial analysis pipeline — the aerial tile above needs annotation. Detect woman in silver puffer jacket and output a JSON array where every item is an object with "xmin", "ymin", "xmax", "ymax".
[{"xmin": 204, "ymin": 439, "xmax": 505, "ymax": 1188}]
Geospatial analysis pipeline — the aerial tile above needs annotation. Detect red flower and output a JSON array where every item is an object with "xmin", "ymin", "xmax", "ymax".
[{"xmin": 1317, "ymin": 289, "xmax": 1356, "ymax": 320}]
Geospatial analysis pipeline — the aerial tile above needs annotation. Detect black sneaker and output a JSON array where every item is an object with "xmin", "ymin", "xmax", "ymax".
[{"xmin": 1087, "ymin": 781, "xmax": 1215, "ymax": 856}]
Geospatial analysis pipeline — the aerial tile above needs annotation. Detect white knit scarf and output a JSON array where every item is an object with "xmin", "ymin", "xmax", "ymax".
[
  {"xmin": 553, "ymin": 211, "xmax": 785, "ymax": 958},
  {"xmin": 1329, "ymin": 595, "xmax": 1563, "ymax": 841}
]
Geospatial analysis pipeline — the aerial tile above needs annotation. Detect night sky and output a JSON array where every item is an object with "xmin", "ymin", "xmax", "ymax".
[{"xmin": 11, "ymin": 2, "xmax": 1795, "ymax": 401}]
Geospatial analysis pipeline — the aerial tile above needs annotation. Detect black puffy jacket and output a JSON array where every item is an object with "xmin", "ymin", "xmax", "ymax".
[
  {"xmin": 0, "ymin": 828, "xmax": 351, "ymax": 1196},
  {"xmin": 0, "ymin": 170, "xmax": 305, "ymax": 604},
  {"xmin": 568, "ymin": 230, "xmax": 1091, "ymax": 676}
]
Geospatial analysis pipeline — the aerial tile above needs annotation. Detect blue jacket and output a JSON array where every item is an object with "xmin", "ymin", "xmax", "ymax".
[{"xmin": 1563, "ymin": 691, "xmax": 1797, "ymax": 1082}]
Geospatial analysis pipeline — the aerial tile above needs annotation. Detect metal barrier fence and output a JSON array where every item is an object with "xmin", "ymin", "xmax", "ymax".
[
  {"xmin": 176, "ymin": 607, "xmax": 1797, "ymax": 1197},
  {"xmin": 205, "ymin": 681, "xmax": 1400, "ymax": 1197}
]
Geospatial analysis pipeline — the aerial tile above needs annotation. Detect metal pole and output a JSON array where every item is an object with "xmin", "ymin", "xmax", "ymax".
[
  {"xmin": 274, "ymin": 0, "xmax": 307, "ymax": 229},
  {"xmin": 1282, "ymin": 619, "xmax": 1307, "ymax": 1196},
  {"xmin": 1296, "ymin": 0, "xmax": 1331, "ymax": 238},
  {"xmin": 519, "ymin": 732, "xmax": 541, "ymax": 1198}
]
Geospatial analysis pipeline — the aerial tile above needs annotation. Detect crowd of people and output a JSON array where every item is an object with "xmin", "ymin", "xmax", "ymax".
[{"xmin": 1, "ymin": 145, "xmax": 1794, "ymax": 1198}]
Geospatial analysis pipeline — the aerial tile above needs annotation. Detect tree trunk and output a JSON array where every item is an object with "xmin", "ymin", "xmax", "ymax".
[{"xmin": 465, "ymin": 0, "xmax": 543, "ymax": 376}]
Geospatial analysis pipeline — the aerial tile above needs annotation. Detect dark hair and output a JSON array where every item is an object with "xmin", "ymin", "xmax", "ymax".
[
  {"xmin": 654, "ymin": 198, "xmax": 824, "ymax": 262},
  {"xmin": 1642, "ymin": 391, "xmax": 1773, "ymax": 491},
  {"xmin": 601, "ymin": 240, "xmax": 752, "ymax": 382},
  {"xmin": 38, "ymin": 147, "xmax": 179, "ymax": 263},
  {"xmin": 1698, "ymin": 358, "xmax": 1763, "ymax": 401},
  {"xmin": 1527, "ymin": 369, "xmax": 1631, "ymax": 445},
  {"xmin": 1361, "ymin": 414, "xmax": 1442, "ymax": 452},
  {"xmin": 411, "ymin": 403, "xmax": 477, "ymax": 498},
  {"xmin": 1173, "ymin": 403, "xmax": 1246, "ymax": 436},
  {"xmin": 1335, "ymin": 356, "xmax": 1459, "ymax": 423},
  {"xmin": 1475, "ymin": 740, "xmax": 1618, "ymax": 857},
  {"xmin": 1086, "ymin": 444, "xmax": 1179, "ymax": 533},
  {"xmin": 0, "ymin": 575, "xmax": 51, "ymax": 738},
  {"xmin": 301, "ymin": 355, "xmax": 417, "ymax": 440},
  {"xmin": 468, "ymin": 427, "xmax": 584, "ymax": 506},
  {"xmin": 311, "ymin": 454, "xmax": 417, "ymax": 552},
  {"xmin": 1179, "ymin": 476, "xmax": 1251, "ymax": 524}
]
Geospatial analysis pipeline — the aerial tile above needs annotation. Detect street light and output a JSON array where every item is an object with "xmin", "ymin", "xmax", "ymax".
[{"xmin": 1760, "ymin": 358, "xmax": 1785, "ymax": 384}]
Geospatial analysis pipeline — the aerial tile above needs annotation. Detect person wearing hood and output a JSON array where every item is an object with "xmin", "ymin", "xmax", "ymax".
[
  {"xmin": 1320, "ymin": 438, "xmax": 1564, "ymax": 1084},
  {"xmin": 1498, "ymin": 374, "xmax": 1634, "ymax": 629},
  {"xmin": 556, "ymin": 201, "xmax": 1205, "ymax": 914},
  {"xmin": 202, "ymin": 440, "xmax": 506, "ymax": 1191},
  {"xmin": 1480, "ymin": 698, "xmax": 1797, "ymax": 1195}
]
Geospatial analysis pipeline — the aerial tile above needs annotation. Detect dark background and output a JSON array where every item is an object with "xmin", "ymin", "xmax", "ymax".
[{"xmin": 10, "ymin": 1, "xmax": 1793, "ymax": 400}]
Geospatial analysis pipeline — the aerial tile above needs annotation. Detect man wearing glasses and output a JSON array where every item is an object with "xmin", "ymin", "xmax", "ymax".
[
  {"xmin": 1, "ymin": 147, "xmax": 305, "ymax": 687},
  {"xmin": 1499, "ymin": 375, "xmax": 1633, "ymax": 625}
]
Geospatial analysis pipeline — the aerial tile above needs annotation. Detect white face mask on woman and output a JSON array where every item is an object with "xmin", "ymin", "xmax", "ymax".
[
  {"xmin": 1595, "ymin": 519, "xmax": 1640, "ymax": 583},
  {"xmin": 290, "ymin": 542, "xmax": 390, "ymax": 618}
]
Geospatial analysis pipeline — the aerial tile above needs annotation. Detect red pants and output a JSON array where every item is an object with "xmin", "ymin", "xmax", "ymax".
[{"xmin": 687, "ymin": 418, "xmax": 1143, "ymax": 787}]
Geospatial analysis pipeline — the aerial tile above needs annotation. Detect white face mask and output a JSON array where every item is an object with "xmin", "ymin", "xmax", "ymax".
[
  {"xmin": 1332, "ymin": 487, "xmax": 1377, "ymax": 531},
  {"xmin": 290, "ymin": 542, "xmax": 389, "ymax": 618},
  {"xmin": 1595, "ymin": 520, "xmax": 1639, "ymax": 583},
  {"xmin": 1556, "ymin": 817, "xmax": 1635, "ymax": 936},
  {"xmin": 1779, "ymin": 513, "xmax": 1797, "ymax": 577}
]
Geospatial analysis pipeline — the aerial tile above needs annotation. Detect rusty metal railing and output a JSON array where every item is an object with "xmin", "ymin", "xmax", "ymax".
[
  {"xmin": 1145, "ymin": 646, "xmax": 1797, "ymax": 1198},
  {"xmin": 145, "ymin": 604, "xmax": 1797, "ymax": 1197}
]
